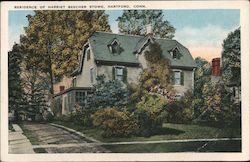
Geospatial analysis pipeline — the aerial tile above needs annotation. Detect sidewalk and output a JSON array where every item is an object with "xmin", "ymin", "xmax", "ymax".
[{"xmin": 9, "ymin": 124, "xmax": 35, "ymax": 154}]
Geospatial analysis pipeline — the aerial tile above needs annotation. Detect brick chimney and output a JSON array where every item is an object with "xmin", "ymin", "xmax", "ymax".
[{"xmin": 212, "ymin": 58, "xmax": 220, "ymax": 76}]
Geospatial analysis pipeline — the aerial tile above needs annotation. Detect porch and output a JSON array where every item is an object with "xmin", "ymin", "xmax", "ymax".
[{"xmin": 53, "ymin": 87, "xmax": 93, "ymax": 116}]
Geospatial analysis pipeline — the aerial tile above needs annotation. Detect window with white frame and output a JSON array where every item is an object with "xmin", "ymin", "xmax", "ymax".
[
  {"xmin": 115, "ymin": 67, "xmax": 123, "ymax": 81},
  {"xmin": 90, "ymin": 68, "xmax": 96, "ymax": 83},
  {"xmin": 174, "ymin": 71, "xmax": 181, "ymax": 85},
  {"xmin": 173, "ymin": 70, "xmax": 184, "ymax": 85}
]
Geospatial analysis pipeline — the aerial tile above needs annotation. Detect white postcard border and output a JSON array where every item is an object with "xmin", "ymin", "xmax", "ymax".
[{"xmin": 1, "ymin": 1, "xmax": 249, "ymax": 161}]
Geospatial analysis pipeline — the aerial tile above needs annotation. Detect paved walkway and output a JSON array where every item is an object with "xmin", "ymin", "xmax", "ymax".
[
  {"xmin": 9, "ymin": 124, "xmax": 35, "ymax": 154},
  {"xmin": 23, "ymin": 123, "xmax": 109, "ymax": 153}
]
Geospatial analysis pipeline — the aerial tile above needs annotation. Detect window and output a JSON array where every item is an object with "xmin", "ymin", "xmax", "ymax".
[
  {"xmin": 90, "ymin": 68, "xmax": 96, "ymax": 83},
  {"xmin": 172, "ymin": 47, "xmax": 180, "ymax": 59},
  {"xmin": 115, "ymin": 67, "xmax": 123, "ymax": 81},
  {"xmin": 174, "ymin": 71, "xmax": 181, "ymax": 85},
  {"xmin": 75, "ymin": 91, "xmax": 85, "ymax": 106},
  {"xmin": 173, "ymin": 71, "xmax": 184, "ymax": 85},
  {"xmin": 109, "ymin": 40, "xmax": 121, "ymax": 54},
  {"xmin": 86, "ymin": 48, "xmax": 91, "ymax": 61},
  {"xmin": 72, "ymin": 77, "xmax": 76, "ymax": 87}
]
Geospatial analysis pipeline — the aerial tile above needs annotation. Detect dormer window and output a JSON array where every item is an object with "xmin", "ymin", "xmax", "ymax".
[
  {"xmin": 108, "ymin": 39, "xmax": 122, "ymax": 54},
  {"xmin": 171, "ymin": 47, "xmax": 181, "ymax": 59}
]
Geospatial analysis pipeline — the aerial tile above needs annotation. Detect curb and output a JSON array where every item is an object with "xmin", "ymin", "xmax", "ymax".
[{"xmin": 50, "ymin": 123, "xmax": 100, "ymax": 143}]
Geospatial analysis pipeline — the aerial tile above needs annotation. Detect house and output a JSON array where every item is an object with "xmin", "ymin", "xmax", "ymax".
[{"xmin": 53, "ymin": 29, "xmax": 196, "ymax": 115}]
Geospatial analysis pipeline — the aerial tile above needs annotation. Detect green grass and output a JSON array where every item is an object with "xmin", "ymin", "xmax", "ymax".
[
  {"xmin": 52, "ymin": 120, "xmax": 241, "ymax": 143},
  {"xmin": 19, "ymin": 123, "xmax": 48, "ymax": 153},
  {"xmin": 33, "ymin": 148, "xmax": 48, "ymax": 153},
  {"xmin": 104, "ymin": 140, "xmax": 241, "ymax": 153}
]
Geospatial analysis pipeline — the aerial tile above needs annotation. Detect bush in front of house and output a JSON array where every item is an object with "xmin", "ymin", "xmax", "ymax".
[
  {"xmin": 87, "ymin": 75, "xmax": 130, "ymax": 110},
  {"xmin": 134, "ymin": 93, "xmax": 168, "ymax": 136},
  {"xmin": 68, "ymin": 109, "xmax": 93, "ymax": 127},
  {"xmin": 92, "ymin": 108, "xmax": 138, "ymax": 137},
  {"xmin": 164, "ymin": 91, "xmax": 194, "ymax": 124}
]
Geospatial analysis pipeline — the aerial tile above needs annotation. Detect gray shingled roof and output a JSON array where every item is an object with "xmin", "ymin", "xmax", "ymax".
[
  {"xmin": 72, "ymin": 32, "xmax": 196, "ymax": 76},
  {"xmin": 90, "ymin": 32, "xmax": 196, "ymax": 67}
]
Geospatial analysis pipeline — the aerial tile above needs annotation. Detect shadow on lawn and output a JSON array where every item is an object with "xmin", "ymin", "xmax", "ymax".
[{"xmin": 154, "ymin": 127, "xmax": 185, "ymax": 136}]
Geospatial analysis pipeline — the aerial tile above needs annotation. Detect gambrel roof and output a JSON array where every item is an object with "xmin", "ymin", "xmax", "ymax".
[{"xmin": 72, "ymin": 31, "xmax": 196, "ymax": 76}]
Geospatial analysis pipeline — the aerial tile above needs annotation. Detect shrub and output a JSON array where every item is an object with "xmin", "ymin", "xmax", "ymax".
[
  {"xmin": 92, "ymin": 108, "xmax": 138, "ymax": 137},
  {"xmin": 194, "ymin": 81, "xmax": 241, "ymax": 126},
  {"xmin": 68, "ymin": 109, "xmax": 93, "ymax": 127},
  {"xmin": 135, "ymin": 94, "xmax": 168, "ymax": 136},
  {"xmin": 87, "ymin": 75, "xmax": 130, "ymax": 110},
  {"xmin": 164, "ymin": 91, "xmax": 194, "ymax": 124}
]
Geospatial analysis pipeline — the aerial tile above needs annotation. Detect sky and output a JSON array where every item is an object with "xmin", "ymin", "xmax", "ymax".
[{"xmin": 9, "ymin": 9, "xmax": 240, "ymax": 62}]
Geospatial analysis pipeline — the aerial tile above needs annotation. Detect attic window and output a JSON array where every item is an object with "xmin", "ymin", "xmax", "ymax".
[
  {"xmin": 109, "ymin": 39, "xmax": 121, "ymax": 54},
  {"xmin": 172, "ymin": 47, "xmax": 181, "ymax": 59}
]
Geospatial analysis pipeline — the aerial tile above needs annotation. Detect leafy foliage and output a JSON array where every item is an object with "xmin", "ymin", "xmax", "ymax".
[
  {"xmin": 165, "ymin": 91, "xmax": 194, "ymax": 124},
  {"xmin": 193, "ymin": 57, "xmax": 212, "ymax": 98},
  {"xmin": 134, "ymin": 94, "xmax": 168, "ymax": 136},
  {"xmin": 221, "ymin": 28, "xmax": 240, "ymax": 84},
  {"xmin": 92, "ymin": 108, "xmax": 138, "ymax": 137},
  {"xmin": 22, "ymin": 10, "xmax": 111, "ymax": 94},
  {"xmin": 117, "ymin": 10, "xmax": 175, "ymax": 39},
  {"xmin": 21, "ymin": 68, "xmax": 50, "ymax": 116},
  {"xmin": 87, "ymin": 75, "xmax": 130, "ymax": 110},
  {"xmin": 8, "ymin": 44, "xmax": 24, "ymax": 120},
  {"xmin": 131, "ymin": 43, "xmax": 175, "ymax": 103}
]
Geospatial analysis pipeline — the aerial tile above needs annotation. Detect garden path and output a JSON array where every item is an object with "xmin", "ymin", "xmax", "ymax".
[
  {"xmin": 9, "ymin": 124, "xmax": 35, "ymax": 154},
  {"xmin": 22, "ymin": 123, "xmax": 109, "ymax": 153}
]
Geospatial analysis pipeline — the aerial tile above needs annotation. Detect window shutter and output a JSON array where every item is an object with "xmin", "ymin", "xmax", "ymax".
[
  {"xmin": 170, "ymin": 73, "xmax": 175, "ymax": 85},
  {"xmin": 112, "ymin": 67, "xmax": 115, "ymax": 80},
  {"xmin": 181, "ymin": 71, "xmax": 184, "ymax": 85},
  {"xmin": 123, "ymin": 67, "xmax": 127, "ymax": 83}
]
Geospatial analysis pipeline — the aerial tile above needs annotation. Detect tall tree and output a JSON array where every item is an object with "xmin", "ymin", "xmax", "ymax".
[
  {"xmin": 193, "ymin": 57, "xmax": 212, "ymax": 98},
  {"xmin": 21, "ymin": 67, "xmax": 50, "ymax": 118},
  {"xmin": 8, "ymin": 44, "xmax": 24, "ymax": 120},
  {"xmin": 22, "ymin": 10, "xmax": 111, "ymax": 95},
  {"xmin": 117, "ymin": 10, "xmax": 175, "ymax": 39},
  {"xmin": 221, "ymin": 28, "xmax": 240, "ymax": 85}
]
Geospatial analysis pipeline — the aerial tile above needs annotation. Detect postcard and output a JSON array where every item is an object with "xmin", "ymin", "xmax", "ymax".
[{"xmin": 1, "ymin": 1, "xmax": 249, "ymax": 161}]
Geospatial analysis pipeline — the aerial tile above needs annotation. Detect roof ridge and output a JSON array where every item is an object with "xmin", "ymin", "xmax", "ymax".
[
  {"xmin": 94, "ymin": 31, "xmax": 144, "ymax": 38},
  {"xmin": 95, "ymin": 31, "xmax": 180, "ymax": 41}
]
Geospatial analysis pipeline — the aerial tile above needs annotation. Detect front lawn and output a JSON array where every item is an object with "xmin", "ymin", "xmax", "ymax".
[
  {"xmin": 104, "ymin": 140, "xmax": 241, "ymax": 152},
  {"xmin": 52, "ymin": 120, "xmax": 241, "ymax": 143}
]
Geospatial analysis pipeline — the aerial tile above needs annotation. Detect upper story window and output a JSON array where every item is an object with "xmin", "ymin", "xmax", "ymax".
[
  {"xmin": 172, "ymin": 70, "xmax": 184, "ymax": 85},
  {"xmin": 86, "ymin": 48, "xmax": 91, "ymax": 61},
  {"xmin": 90, "ymin": 68, "xmax": 96, "ymax": 83},
  {"xmin": 72, "ymin": 77, "xmax": 76, "ymax": 87},
  {"xmin": 171, "ymin": 47, "xmax": 181, "ymax": 59},
  {"xmin": 108, "ymin": 39, "xmax": 122, "ymax": 54},
  {"xmin": 112, "ymin": 66, "xmax": 127, "ymax": 82},
  {"xmin": 115, "ymin": 67, "xmax": 123, "ymax": 81}
]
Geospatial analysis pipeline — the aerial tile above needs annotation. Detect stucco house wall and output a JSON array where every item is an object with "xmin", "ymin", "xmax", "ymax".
[
  {"xmin": 172, "ymin": 69, "xmax": 194, "ymax": 95},
  {"xmin": 97, "ymin": 65, "xmax": 142, "ymax": 84},
  {"xmin": 75, "ymin": 44, "xmax": 97, "ymax": 87}
]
